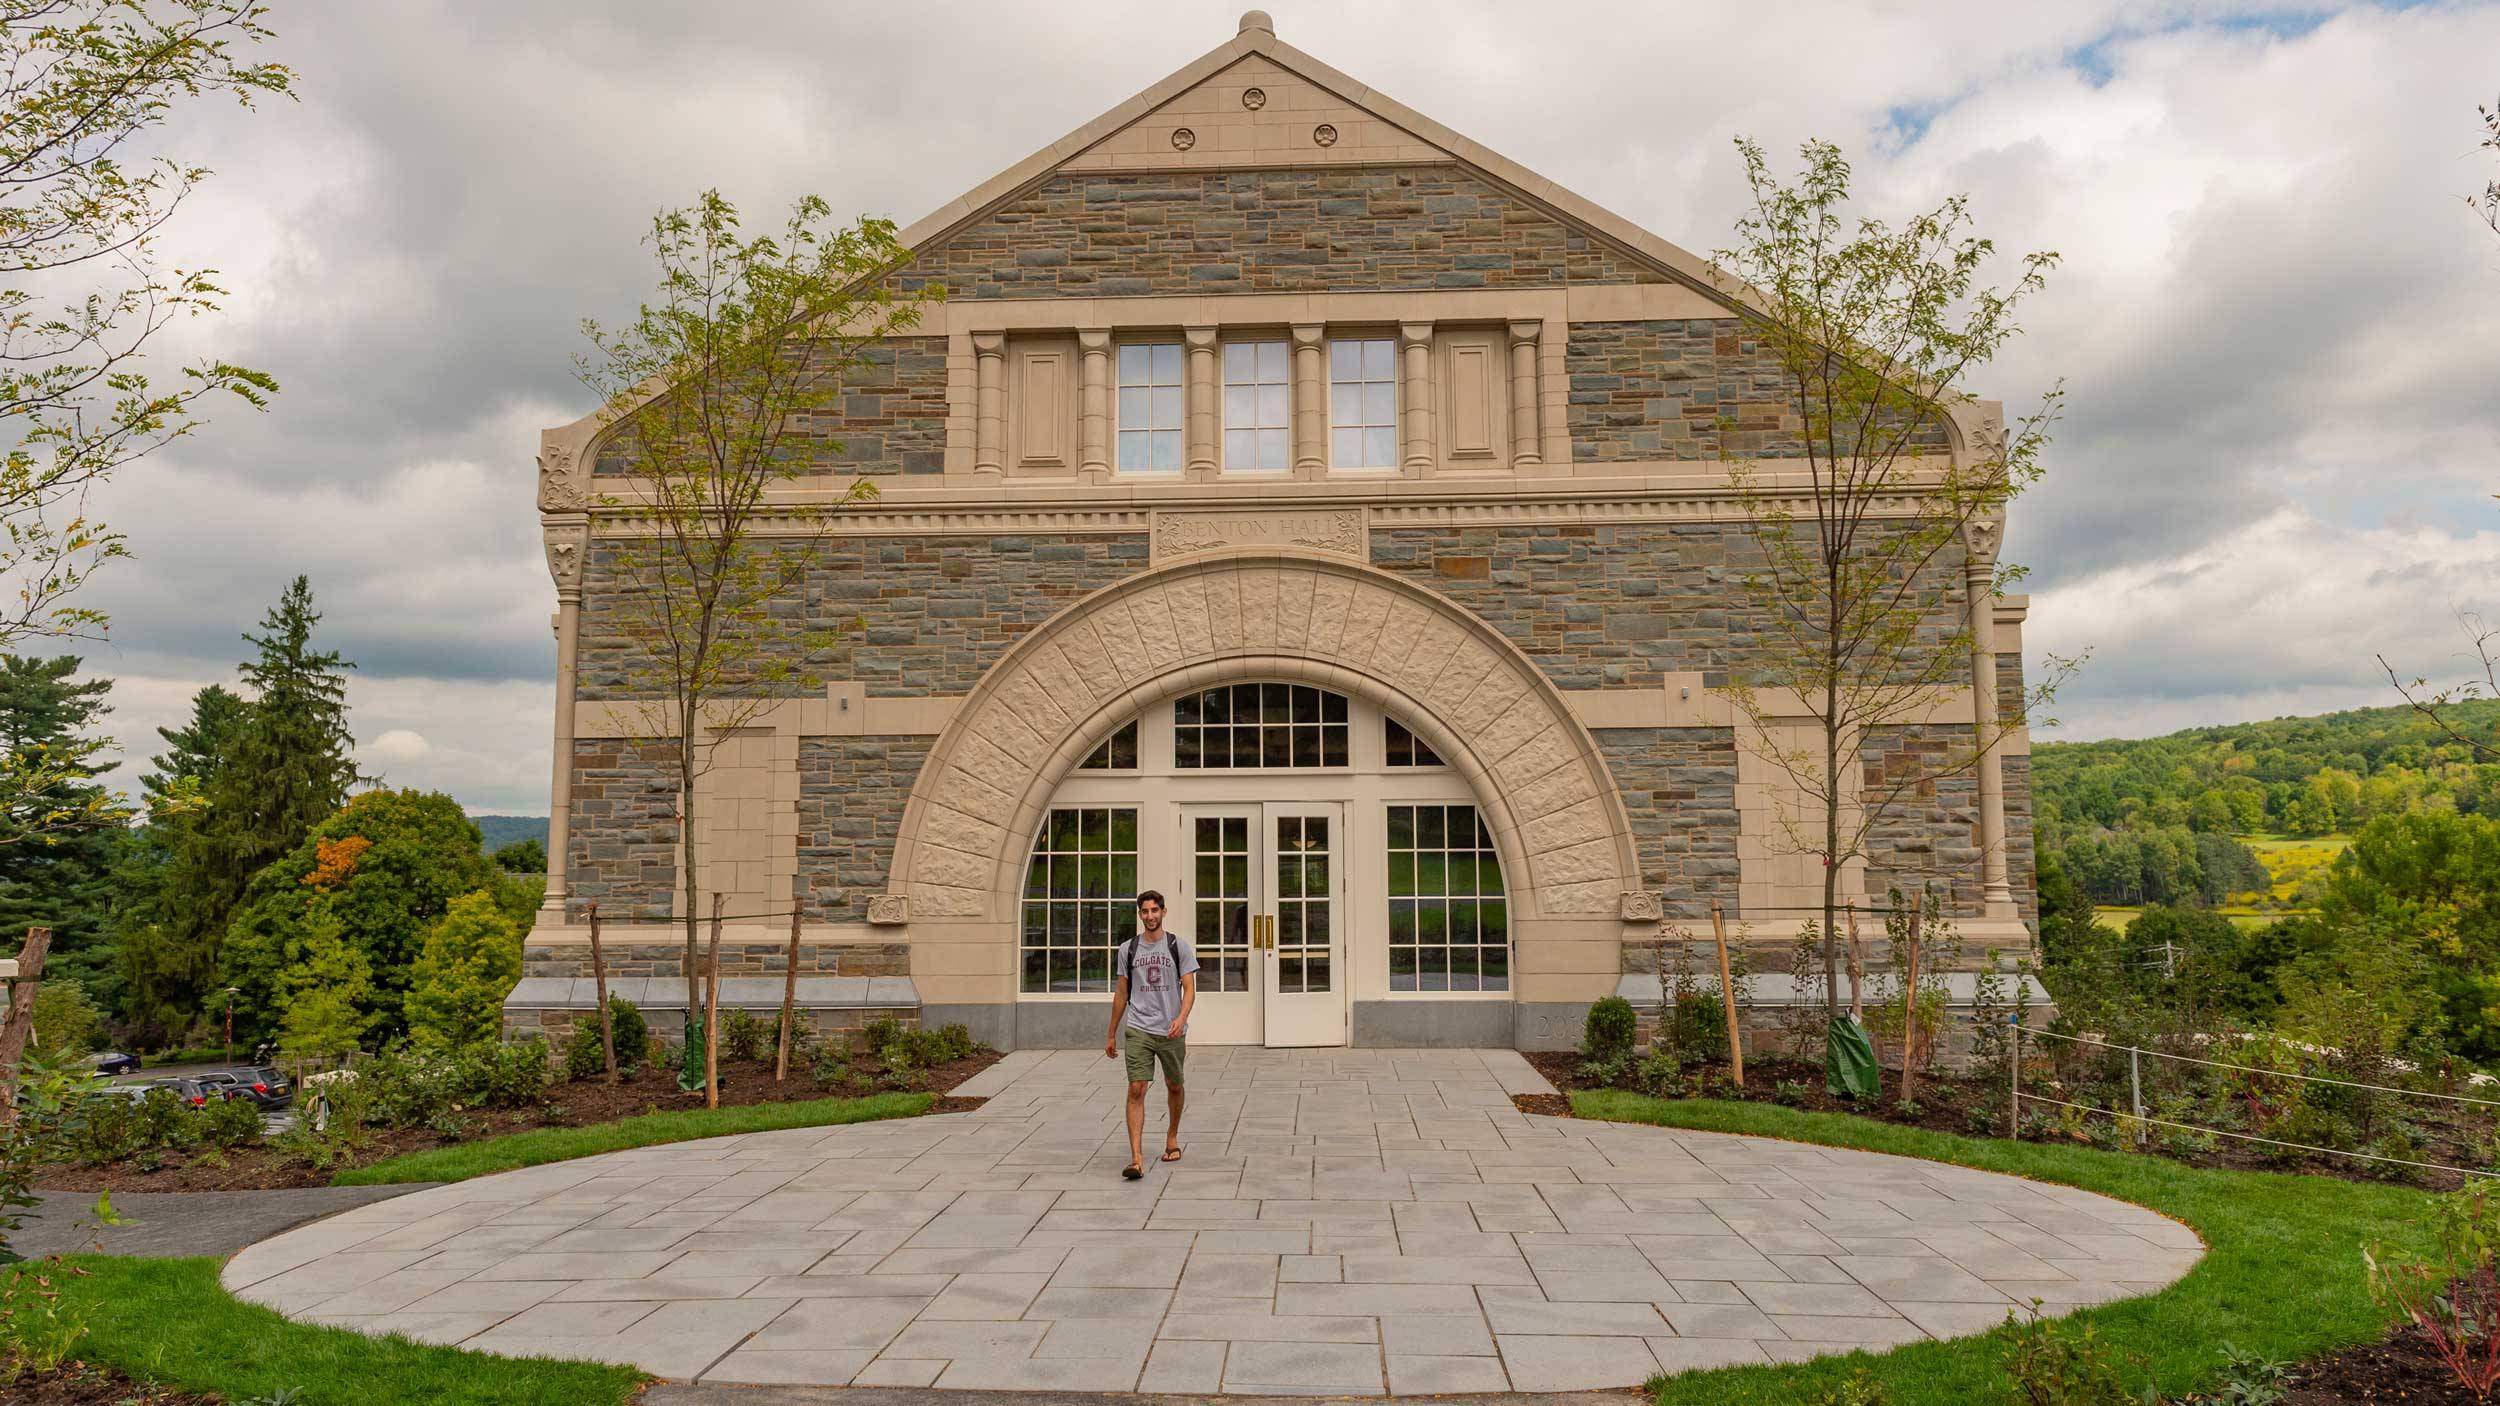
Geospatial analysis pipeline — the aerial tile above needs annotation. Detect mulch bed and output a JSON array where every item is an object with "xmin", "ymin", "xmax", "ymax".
[
  {"xmin": 1524, "ymin": 1049, "xmax": 2478, "ymax": 1190},
  {"xmin": 34, "ymin": 1048, "xmax": 1003, "ymax": 1194},
  {"xmin": 2287, "ymin": 1325, "xmax": 2487, "ymax": 1404},
  {"xmin": 1512, "ymin": 1092, "xmax": 1573, "ymax": 1118},
  {"xmin": 4, "ymin": 1363, "xmax": 206, "ymax": 1405}
]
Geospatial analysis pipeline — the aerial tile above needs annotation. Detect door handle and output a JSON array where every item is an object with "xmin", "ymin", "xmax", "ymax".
[{"xmin": 1257, "ymin": 914, "xmax": 1274, "ymax": 950}]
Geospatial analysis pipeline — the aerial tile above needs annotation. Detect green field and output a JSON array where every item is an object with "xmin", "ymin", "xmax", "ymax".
[{"xmin": 2091, "ymin": 833, "xmax": 2346, "ymax": 932}]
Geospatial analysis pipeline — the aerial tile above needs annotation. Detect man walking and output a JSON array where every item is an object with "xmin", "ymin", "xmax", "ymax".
[{"xmin": 1104, "ymin": 889, "xmax": 1195, "ymax": 1180}]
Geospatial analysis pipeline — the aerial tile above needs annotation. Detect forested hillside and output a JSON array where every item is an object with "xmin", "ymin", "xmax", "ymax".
[{"xmin": 2033, "ymin": 699, "xmax": 2500, "ymax": 907}]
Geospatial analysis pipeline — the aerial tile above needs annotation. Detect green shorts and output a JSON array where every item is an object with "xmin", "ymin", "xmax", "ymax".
[{"xmin": 1122, "ymin": 1027, "xmax": 1186, "ymax": 1085}]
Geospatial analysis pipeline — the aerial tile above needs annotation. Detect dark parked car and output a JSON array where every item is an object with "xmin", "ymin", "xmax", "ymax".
[
  {"xmin": 88, "ymin": 1051, "xmax": 141, "ymax": 1076},
  {"xmin": 196, "ymin": 1067, "xmax": 294, "ymax": 1110}
]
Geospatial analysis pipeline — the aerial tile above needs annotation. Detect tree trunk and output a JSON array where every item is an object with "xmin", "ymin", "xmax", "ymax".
[
  {"xmin": 1902, "ymin": 890, "xmax": 1923, "ymax": 1105},
  {"xmin": 704, "ymin": 893, "xmax": 723, "ymax": 1110},
  {"xmin": 776, "ymin": 903, "xmax": 800, "ymax": 1082},
  {"xmin": 1822, "ymin": 702, "xmax": 1844, "ymax": 1022},
  {"xmin": 589, "ymin": 902, "xmax": 616, "ymax": 1084},
  {"xmin": 0, "ymin": 927, "xmax": 54, "ymax": 1129},
  {"xmin": 679, "ymin": 778, "xmax": 700, "ymax": 1021}
]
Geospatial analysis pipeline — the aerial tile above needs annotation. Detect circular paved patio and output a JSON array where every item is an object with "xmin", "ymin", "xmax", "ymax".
[{"xmin": 222, "ymin": 1049, "xmax": 2202, "ymax": 1394}]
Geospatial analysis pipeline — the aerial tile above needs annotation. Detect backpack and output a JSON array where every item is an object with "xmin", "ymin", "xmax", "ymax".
[{"xmin": 1119, "ymin": 934, "xmax": 1190, "ymax": 988}]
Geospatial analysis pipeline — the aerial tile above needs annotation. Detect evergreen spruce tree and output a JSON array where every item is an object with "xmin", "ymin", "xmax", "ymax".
[
  {"xmin": 149, "ymin": 578, "xmax": 357, "ymax": 1033},
  {"xmin": 0, "ymin": 657, "xmax": 130, "ymax": 1008},
  {"xmin": 117, "ymin": 684, "xmax": 249, "ymax": 1036}
]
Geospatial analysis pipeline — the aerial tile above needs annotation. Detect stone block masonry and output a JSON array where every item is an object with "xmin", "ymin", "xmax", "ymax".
[
  {"xmin": 590, "ymin": 337, "xmax": 949, "ymax": 479},
  {"xmin": 506, "ymin": 1004, "xmax": 917, "ymax": 1045},
  {"xmin": 565, "ymin": 737, "xmax": 679, "ymax": 921},
  {"xmin": 799, "ymin": 737, "xmax": 932, "ymax": 921},
  {"xmin": 1860, "ymin": 722, "xmax": 1984, "ymax": 915},
  {"xmin": 1566, "ymin": 318, "xmax": 1951, "ymax": 465},
  {"xmin": 520, "ymin": 941, "xmax": 909, "ymax": 981},
  {"xmin": 577, "ymin": 534, "xmax": 1149, "ymax": 701},
  {"xmin": 1597, "ymin": 728, "xmax": 1739, "ymax": 918},
  {"xmin": 904, "ymin": 167, "xmax": 1661, "ymax": 299}
]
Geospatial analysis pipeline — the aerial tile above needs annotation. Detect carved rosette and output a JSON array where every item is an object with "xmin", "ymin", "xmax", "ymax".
[
  {"xmin": 866, "ymin": 894, "xmax": 910, "ymax": 926},
  {"xmin": 1618, "ymin": 891, "xmax": 1664, "ymax": 923},
  {"xmin": 537, "ymin": 442, "xmax": 588, "ymax": 513}
]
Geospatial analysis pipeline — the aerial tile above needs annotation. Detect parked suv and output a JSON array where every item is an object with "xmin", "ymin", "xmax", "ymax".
[
  {"xmin": 135, "ymin": 1077, "xmax": 223, "ymax": 1108},
  {"xmin": 196, "ymin": 1067, "xmax": 294, "ymax": 1111}
]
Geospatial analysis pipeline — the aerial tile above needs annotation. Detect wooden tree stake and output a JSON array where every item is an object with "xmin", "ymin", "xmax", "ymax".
[
  {"xmin": 1843, "ymin": 906, "xmax": 1865, "ymax": 1022},
  {"xmin": 704, "ymin": 894, "xmax": 724, "ymax": 1110},
  {"xmin": 0, "ymin": 926, "xmax": 53, "ymax": 1129},
  {"xmin": 588, "ymin": 902, "xmax": 617, "ymax": 1085},
  {"xmin": 1902, "ymin": 891, "xmax": 1922, "ymax": 1106},
  {"xmin": 1708, "ymin": 900, "xmax": 1744, "ymax": 1088},
  {"xmin": 776, "ymin": 904, "xmax": 801, "ymax": 1082}
]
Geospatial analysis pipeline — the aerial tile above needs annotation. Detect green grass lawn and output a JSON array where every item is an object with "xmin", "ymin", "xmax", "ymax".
[
  {"xmin": 334, "ymin": 1090, "xmax": 933, "ymax": 1185},
  {"xmin": 12, "ymin": 1256, "xmax": 644, "ymax": 1406},
  {"xmin": 1572, "ymin": 1090, "xmax": 2435, "ymax": 1406}
]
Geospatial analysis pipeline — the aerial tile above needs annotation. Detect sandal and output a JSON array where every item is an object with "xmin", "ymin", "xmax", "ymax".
[
  {"xmin": 1161, "ymin": 1146, "xmax": 1185, "ymax": 1163},
  {"xmin": 1122, "ymin": 1161, "xmax": 1144, "ymax": 1181}
]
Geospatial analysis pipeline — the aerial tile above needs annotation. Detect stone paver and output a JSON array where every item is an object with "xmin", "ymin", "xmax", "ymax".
[{"xmin": 222, "ymin": 1048, "xmax": 2201, "ymax": 1392}]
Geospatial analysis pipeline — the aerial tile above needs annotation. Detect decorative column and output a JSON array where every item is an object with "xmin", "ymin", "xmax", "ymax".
[
  {"xmin": 1291, "ymin": 324, "xmax": 1325, "ymax": 477},
  {"xmin": 1398, "ymin": 321, "xmax": 1434, "ymax": 475},
  {"xmin": 537, "ymin": 491, "xmax": 590, "ymax": 920},
  {"xmin": 1964, "ymin": 513, "xmax": 2018, "ymax": 919},
  {"xmin": 1507, "ymin": 320, "xmax": 1542, "ymax": 469},
  {"xmin": 1077, "ymin": 330, "xmax": 1111, "ymax": 481},
  {"xmin": 972, "ymin": 332, "xmax": 1005, "ymax": 480},
  {"xmin": 1184, "ymin": 326, "xmax": 1219, "ymax": 478}
]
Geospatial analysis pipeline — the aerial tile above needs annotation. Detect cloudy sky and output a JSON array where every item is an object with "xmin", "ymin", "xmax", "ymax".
[{"xmin": 62, "ymin": 0, "xmax": 2500, "ymax": 813}]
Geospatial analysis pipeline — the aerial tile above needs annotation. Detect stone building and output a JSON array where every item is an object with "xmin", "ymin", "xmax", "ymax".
[{"xmin": 508, "ymin": 13, "xmax": 2042, "ymax": 1053}]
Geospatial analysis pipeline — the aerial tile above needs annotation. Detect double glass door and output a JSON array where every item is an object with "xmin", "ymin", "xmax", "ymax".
[{"xmin": 1178, "ymin": 802, "xmax": 1344, "ymax": 1046}]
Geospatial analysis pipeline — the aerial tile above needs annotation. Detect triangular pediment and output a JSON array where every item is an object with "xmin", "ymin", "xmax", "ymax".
[{"xmin": 1060, "ymin": 53, "xmax": 1452, "ymax": 172}]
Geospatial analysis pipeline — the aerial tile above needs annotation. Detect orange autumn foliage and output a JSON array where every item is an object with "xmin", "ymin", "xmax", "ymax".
[{"xmin": 302, "ymin": 835, "xmax": 373, "ymax": 891}]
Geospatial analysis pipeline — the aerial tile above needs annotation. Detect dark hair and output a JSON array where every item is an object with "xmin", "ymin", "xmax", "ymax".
[{"xmin": 1136, "ymin": 890, "xmax": 1166, "ymax": 910}]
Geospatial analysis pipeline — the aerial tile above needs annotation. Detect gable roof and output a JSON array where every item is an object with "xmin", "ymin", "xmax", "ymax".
[{"xmin": 893, "ymin": 11, "xmax": 1732, "ymax": 305}]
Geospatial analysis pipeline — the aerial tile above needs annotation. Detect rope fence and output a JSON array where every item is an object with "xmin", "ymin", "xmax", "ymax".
[{"xmin": 2007, "ymin": 1018, "xmax": 2500, "ymax": 1180}]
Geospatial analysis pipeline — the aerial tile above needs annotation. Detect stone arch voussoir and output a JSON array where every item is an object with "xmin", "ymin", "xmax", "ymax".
[{"xmin": 887, "ymin": 549, "xmax": 1641, "ymax": 925}]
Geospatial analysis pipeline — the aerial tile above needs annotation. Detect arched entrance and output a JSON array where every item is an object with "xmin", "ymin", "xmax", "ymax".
[{"xmin": 885, "ymin": 550, "xmax": 1640, "ymax": 1047}]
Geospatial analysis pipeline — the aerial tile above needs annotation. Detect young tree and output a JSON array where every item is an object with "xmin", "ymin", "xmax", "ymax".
[
  {"xmin": 1710, "ymin": 139, "xmax": 2064, "ymax": 1067},
  {"xmin": 404, "ymin": 889, "xmax": 524, "ymax": 1051},
  {"xmin": 578, "ymin": 192, "xmax": 939, "ymax": 1102},
  {"xmin": 277, "ymin": 900, "xmax": 373, "ymax": 1059},
  {"xmin": 153, "ymin": 577, "xmax": 357, "ymax": 1029}
]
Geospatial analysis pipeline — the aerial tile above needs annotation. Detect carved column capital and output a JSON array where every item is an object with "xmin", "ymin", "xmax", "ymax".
[
  {"xmin": 1291, "ymin": 323, "xmax": 1324, "ymax": 350},
  {"xmin": 542, "ymin": 519, "xmax": 589, "ymax": 602},
  {"xmin": 1961, "ymin": 511, "xmax": 2005, "ymax": 571}
]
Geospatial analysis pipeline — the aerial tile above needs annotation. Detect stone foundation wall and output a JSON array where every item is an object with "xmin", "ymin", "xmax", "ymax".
[
  {"xmin": 504, "ymin": 1004, "xmax": 919, "ymax": 1044},
  {"xmin": 520, "ymin": 941, "xmax": 910, "ymax": 981},
  {"xmin": 1595, "ymin": 728, "xmax": 1739, "ymax": 918},
  {"xmin": 798, "ymin": 738, "xmax": 931, "ymax": 921}
]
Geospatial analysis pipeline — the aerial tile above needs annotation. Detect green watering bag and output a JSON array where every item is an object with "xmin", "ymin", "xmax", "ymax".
[{"xmin": 1826, "ymin": 1015, "xmax": 1881, "ymax": 1099}]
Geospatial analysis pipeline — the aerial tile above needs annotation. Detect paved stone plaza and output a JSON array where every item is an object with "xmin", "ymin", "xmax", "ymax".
[{"xmin": 222, "ymin": 1050, "xmax": 2201, "ymax": 1393}]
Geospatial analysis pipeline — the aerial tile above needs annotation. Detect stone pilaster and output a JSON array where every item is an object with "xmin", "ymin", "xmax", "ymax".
[
  {"xmin": 1077, "ymin": 330, "xmax": 1110, "ymax": 481},
  {"xmin": 1507, "ymin": 320, "xmax": 1541, "ymax": 469},
  {"xmin": 972, "ymin": 332, "xmax": 1005, "ymax": 480},
  {"xmin": 1964, "ymin": 513, "xmax": 2017, "ymax": 919},
  {"xmin": 1398, "ymin": 321, "xmax": 1434, "ymax": 475},
  {"xmin": 539, "ymin": 512, "xmax": 589, "ymax": 918},
  {"xmin": 1291, "ymin": 324, "xmax": 1325, "ymax": 478},
  {"xmin": 1184, "ymin": 326, "xmax": 1219, "ymax": 479}
]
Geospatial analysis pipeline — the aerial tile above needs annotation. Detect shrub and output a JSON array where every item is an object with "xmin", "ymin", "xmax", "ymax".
[
  {"xmin": 129, "ymin": 1089, "xmax": 198, "ymax": 1152},
  {"xmin": 1773, "ymin": 1079, "xmax": 1809, "ymax": 1108},
  {"xmin": 30, "ymin": 980, "xmax": 102, "ymax": 1060},
  {"xmin": 198, "ymin": 1094, "xmax": 263, "ymax": 1150},
  {"xmin": 722, "ymin": 1008, "xmax": 770, "ymax": 1064},
  {"xmin": 2211, "ymin": 1344, "xmax": 2291, "ymax": 1406},
  {"xmin": 811, "ymin": 1044, "xmax": 857, "ymax": 1090},
  {"xmin": 1665, "ymin": 990, "xmax": 1729, "ymax": 1066},
  {"xmin": 860, "ymin": 1016, "xmax": 905, "ymax": 1053},
  {"xmin": 931, "ymin": 1023, "xmax": 977, "ymax": 1063},
  {"xmin": 2366, "ymin": 1183, "xmax": 2500, "ymax": 1399},
  {"xmin": 1583, "ymin": 996, "xmax": 1636, "ymax": 1063},
  {"xmin": 455, "ymin": 1037, "xmax": 552, "ymax": 1109},
  {"xmin": 2000, "ymin": 1304, "xmax": 2143, "ymax": 1406},
  {"xmin": 62, "ymin": 1095, "xmax": 138, "ymax": 1166}
]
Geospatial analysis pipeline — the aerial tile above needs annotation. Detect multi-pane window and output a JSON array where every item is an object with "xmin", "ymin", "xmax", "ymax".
[
  {"xmin": 1189, "ymin": 815, "xmax": 1252, "ymax": 993},
  {"xmin": 1328, "ymin": 338, "xmax": 1398, "ymax": 470},
  {"xmin": 1019, "ymin": 807, "xmax": 1139, "ymax": 994},
  {"xmin": 1116, "ymin": 343, "xmax": 1184, "ymax": 473},
  {"xmin": 1274, "ymin": 813, "xmax": 1333, "ymax": 994},
  {"xmin": 1174, "ymin": 684, "xmax": 1349, "ymax": 769},
  {"xmin": 1384, "ymin": 718, "xmax": 1443, "ymax": 767},
  {"xmin": 1387, "ymin": 804, "xmax": 1509, "ymax": 992},
  {"xmin": 1078, "ymin": 719, "xmax": 1138, "ymax": 771},
  {"xmin": 1222, "ymin": 341, "xmax": 1290, "ymax": 472}
]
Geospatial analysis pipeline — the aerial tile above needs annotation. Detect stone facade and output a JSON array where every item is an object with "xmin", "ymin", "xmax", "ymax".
[
  {"xmin": 1859, "ymin": 722, "xmax": 1984, "ymax": 915},
  {"xmin": 577, "ymin": 534, "xmax": 1148, "ymax": 700},
  {"xmin": 904, "ymin": 167, "xmax": 1659, "ymax": 300},
  {"xmin": 1596, "ymin": 728, "xmax": 1739, "ymax": 918},
  {"xmin": 798, "ymin": 738, "xmax": 932, "ymax": 921},
  {"xmin": 520, "ymin": 941, "xmax": 911, "ymax": 981},
  {"xmin": 564, "ymin": 737, "xmax": 678, "ymax": 921},
  {"xmin": 507, "ymin": 1004, "xmax": 919, "ymax": 1045}
]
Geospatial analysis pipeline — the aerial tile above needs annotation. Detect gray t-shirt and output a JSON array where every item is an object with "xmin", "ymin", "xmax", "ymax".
[{"xmin": 1116, "ymin": 932, "xmax": 1198, "ymax": 1035}]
